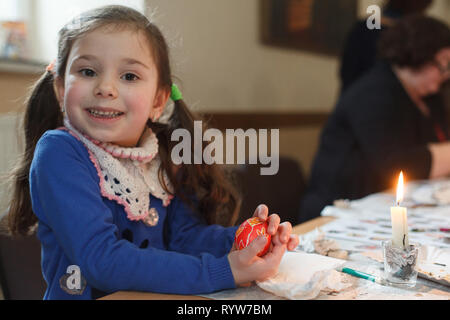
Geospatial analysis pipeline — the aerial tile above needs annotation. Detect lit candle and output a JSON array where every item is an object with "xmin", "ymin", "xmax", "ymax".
[{"xmin": 390, "ymin": 171, "xmax": 409, "ymax": 249}]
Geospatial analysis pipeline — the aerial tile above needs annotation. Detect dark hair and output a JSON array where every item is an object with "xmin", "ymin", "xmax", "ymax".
[
  {"xmin": 379, "ymin": 15, "xmax": 450, "ymax": 69},
  {"xmin": 385, "ymin": 0, "xmax": 433, "ymax": 14},
  {"xmin": 6, "ymin": 5, "xmax": 241, "ymax": 236}
]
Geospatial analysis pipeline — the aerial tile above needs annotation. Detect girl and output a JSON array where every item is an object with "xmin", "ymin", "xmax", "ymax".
[{"xmin": 6, "ymin": 5, "xmax": 298, "ymax": 299}]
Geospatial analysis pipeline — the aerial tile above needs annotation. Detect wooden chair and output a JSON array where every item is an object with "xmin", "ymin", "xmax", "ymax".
[
  {"xmin": 233, "ymin": 156, "xmax": 306, "ymax": 226},
  {"xmin": 0, "ymin": 230, "xmax": 46, "ymax": 300}
]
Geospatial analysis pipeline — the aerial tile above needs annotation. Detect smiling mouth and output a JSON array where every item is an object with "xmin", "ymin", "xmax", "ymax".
[{"xmin": 86, "ymin": 108, "xmax": 124, "ymax": 119}]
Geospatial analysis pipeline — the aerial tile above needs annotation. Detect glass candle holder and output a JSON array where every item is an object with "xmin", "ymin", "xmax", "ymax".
[{"xmin": 382, "ymin": 240, "xmax": 419, "ymax": 288}]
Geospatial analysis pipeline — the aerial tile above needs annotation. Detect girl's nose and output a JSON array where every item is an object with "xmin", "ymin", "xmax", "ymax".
[{"xmin": 94, "ymin": 77, "xmax": 118, "ymax": 99}]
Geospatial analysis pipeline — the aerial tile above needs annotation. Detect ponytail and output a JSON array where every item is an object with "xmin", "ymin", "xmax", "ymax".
[
  {"xmin": 6, "ymin": 71, "xmax": 63, "ymax": 236},
  {"xmin": 149, "ymin": 99, "xmax": 241, "ymax": 227}
]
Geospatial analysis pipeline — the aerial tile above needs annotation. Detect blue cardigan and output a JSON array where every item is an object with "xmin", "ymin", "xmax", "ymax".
[{"xmin": 29, "ymin": 129, "xmax": 238, "ymax": 299}]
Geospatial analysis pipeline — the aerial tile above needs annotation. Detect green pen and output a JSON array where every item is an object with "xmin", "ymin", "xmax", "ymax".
[{"xmin": 341, "ymin": 267, "xmax": 386, "ymax": 285}]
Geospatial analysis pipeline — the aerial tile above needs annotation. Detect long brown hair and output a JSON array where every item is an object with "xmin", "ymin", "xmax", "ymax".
[{"xmin": 6, "ymin": 5, "xmax": 240, "ymax": 236}]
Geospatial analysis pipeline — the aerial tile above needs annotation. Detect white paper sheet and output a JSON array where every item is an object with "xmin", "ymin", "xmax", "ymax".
[
  {"xmin": 320, "ymin": 181, "xmax": 450, "ymax": 249},
  {"xmin": 256, "ymin": 251, "xmax": 350, "ymax": 300}
]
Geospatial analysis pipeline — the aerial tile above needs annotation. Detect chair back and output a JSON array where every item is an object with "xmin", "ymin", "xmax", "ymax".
[
  {"xmin": 234, "ymin": 157, "xmax": 306, "ymax": 226},
  {"xmin": 0, "ymin": 232, "xmax": 46, "ymax": 300}
]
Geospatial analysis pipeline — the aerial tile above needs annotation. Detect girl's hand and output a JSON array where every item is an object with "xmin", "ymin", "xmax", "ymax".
[
  {"xmin": 228, "ymin": 234, "xmax": 286, "ymax": 286},
  {"xmin": 253, "ymin": 204, "xmax": 299, "ymax": 252},
  {"xmin": 228, "ymin": 204, "xmax": 299, "ymax": 286}
]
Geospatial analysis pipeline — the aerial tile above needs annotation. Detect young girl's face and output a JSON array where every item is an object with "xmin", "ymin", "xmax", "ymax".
[{"xmin": 55, "ymin": 26, "xmax": 169, "ymax": 147}]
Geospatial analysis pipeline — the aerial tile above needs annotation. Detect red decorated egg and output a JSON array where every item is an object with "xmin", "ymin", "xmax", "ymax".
[{"xmin": 234, "ymin": 217, "xmax": 271, "ymax": 257}]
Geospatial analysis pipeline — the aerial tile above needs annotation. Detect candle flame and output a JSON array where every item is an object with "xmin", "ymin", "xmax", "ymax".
[{"xmin": 396, "ymin": 171, "xmax": 404, "ymax": 205}]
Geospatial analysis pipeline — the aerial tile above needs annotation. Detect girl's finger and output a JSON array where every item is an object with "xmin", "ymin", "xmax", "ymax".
[
  {"xmin": 239, "ymin": 282, "xmax": 253, "ymax": 288},
  {"xmin": 253, "ymin": 204, "xmax": 268, "ymax": 220},
  {"xmin": 267, "ymin": 214, "xmax": 280, "ymax": 235},
  {"xmin": 271, "ymin": 233, "xmax": 283, "ymax": 247},
  {"xmin": 263, "ymin": 242, "xmax": 286, "ymax": 265},
  {"xmin": 277, "ymin": 222, "xmax": 293, "ymax": 243},
  {"xmin": 287, "ymin": 234, "xmax": 300, "ymax": 251},
  {"xmin": 240, "ymin": 235, "xmax": 268, "ymax": 263}
]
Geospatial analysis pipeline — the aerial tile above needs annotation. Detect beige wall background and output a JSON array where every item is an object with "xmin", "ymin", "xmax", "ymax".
[
  {"xmin": 1, "ymin": 0, "xmax": 448, "ymax": 116},
  {"xmin": 148, "ymin": 0, "xmax": 338, "ymax": 113},
  {"xmin": 0, "ymin": 72, "xmax": 38, "ymax": 114},
  {"xmin": 146, "ymin": 0, "xmax": 450, "ymax": 114}
]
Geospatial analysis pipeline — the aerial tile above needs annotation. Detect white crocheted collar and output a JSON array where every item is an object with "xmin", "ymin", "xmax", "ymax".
[
  {"xmin": 62, "ymin": 119, "xmax": 173, "ymax": 226},
  {"xmin": 89, "ymin": 129, "xmax": 158, "ymax": 164}
]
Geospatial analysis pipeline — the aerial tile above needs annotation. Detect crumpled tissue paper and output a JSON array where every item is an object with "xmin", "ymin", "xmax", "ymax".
[{"xmin": 256, "ymin": 251, "xmax": 352, "ymax": 300}]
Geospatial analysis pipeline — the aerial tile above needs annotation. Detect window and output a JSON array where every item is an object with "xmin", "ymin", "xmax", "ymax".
[
  {"xmin": 33, "ymin": 0, "xmax": 145, "ymax": 62},
  {"xmin": 0, "ymin": 0, "xmax": 30, "ymax": 60},
  {"xmin": 0, "ymin": 0, "xmax": 28, "ymax": 22}
]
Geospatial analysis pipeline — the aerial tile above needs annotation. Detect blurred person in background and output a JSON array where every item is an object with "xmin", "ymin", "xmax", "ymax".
[
  {"xmin": 339, "ymin": 0, "xmax": 433, "ymax": 93},
  {"xmin": 299, "ymin": 16, "xmax": 450, "ymax": 223}
]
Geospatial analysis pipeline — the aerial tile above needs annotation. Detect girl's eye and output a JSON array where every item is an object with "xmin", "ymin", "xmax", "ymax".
[
  {"xmin": 79, "ymin": 69, "xmax": 96, "ymax": 77},
  {"xmin": 122, "ymin": 73, "xmax": 139, "ymax": 81}
]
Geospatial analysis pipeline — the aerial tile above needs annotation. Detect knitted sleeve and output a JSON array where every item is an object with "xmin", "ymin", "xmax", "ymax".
[{"xmin": 165, "ymin": 197, "xmax": 238, "ymax": 257}]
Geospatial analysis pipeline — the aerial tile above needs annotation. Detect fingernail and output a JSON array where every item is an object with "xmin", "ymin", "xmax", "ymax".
[{"xmin": 257, "ymin": 204, "xmax": 264, "ymax": 215}]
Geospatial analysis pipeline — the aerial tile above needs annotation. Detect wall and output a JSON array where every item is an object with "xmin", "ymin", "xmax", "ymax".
[
  {"xmin": 147, "ymin": 0, "xmax": 340, "ymax": 113},
  {"xmin": 359, "ymin": 0, "xmax": 450, "ymax": 22},
  {"xmin": 29, "ymin": 0, "xmax": 145, "ymax": 63},
  {"xmin": 429, "ymin": 0, "xmax": 450, "ymax": 22},
  {"xmin": 0, "ymin": 72, "xmax": 39, "ymax": 113},
  {"xmin": 148, "ymin": 0, "xmax": 449, "ymax": 114}
]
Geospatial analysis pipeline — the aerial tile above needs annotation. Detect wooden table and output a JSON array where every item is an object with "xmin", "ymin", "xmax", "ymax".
[{"xmin": 100, "ymin": 216, "xmax": 335, "ymax": 300}]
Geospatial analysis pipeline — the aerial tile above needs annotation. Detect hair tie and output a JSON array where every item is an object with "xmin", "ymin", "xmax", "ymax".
[
  {"xmin": 46, "ymin": 59, "xmax": 56, "ymax": 74},
  {"xmin": 170, "ymin": 84, "xmax": 183, "ymax": 101}
]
